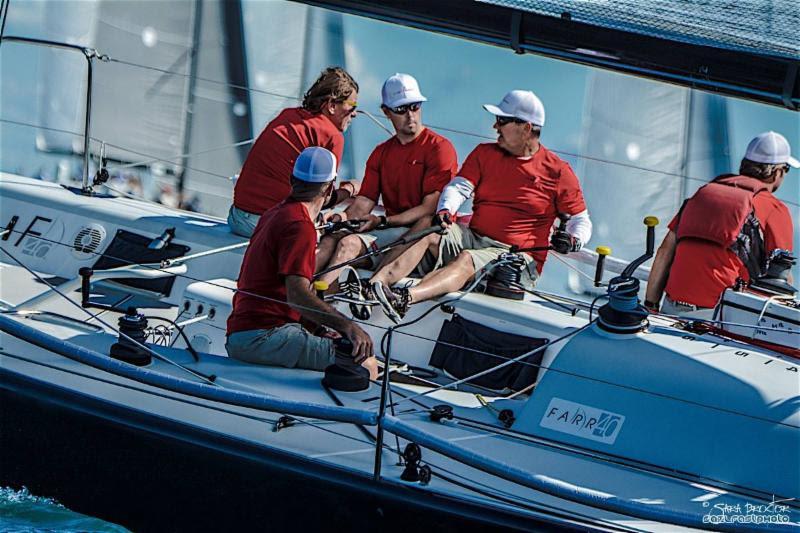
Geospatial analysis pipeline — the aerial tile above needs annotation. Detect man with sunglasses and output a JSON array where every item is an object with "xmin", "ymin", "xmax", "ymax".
[
  {"xmin": 315, "ymin": 73, "xmax": 458, "ymax": 294},
  {"xmin": 370, "ymin": 89, "xmax": 592, "ymax": 323},
  {"xmin": 228, "ymin": 67, "xmax": 361, "ymax": 237},
  {"xmin": 646, "ymin": 131, "xmax": 797, "ymax": 318},
  {"xmin": 226, "ymin": 147, "xmax": 377, "ymax": 376}
]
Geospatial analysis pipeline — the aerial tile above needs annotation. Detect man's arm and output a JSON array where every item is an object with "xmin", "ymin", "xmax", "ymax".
[
  {"xmin": 359, "ymin": 191, "xmax": 442, "ymax": 232},
  {"xmin": 645, "ymin": 230, "xmax": 677, "ymax": 310},
  {"xmin": 285, "ymin": 275, "xmax": 373, "ymax": 359},
  {"xmin": 437, "ymin": 176, "xmax": 475, "ymax": 216}
]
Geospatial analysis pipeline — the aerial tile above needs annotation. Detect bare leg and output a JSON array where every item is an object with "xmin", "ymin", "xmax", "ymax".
[
  {"xmin": 374, "ymin": 217, "xmax": 430, "ymax": 269},
  {"xmin": 318, "ymin": 234, "xmax": 369, "ymax": 287},
  {"xmin": 371, "ymin": 231, "xmax": 442, "ymax": 286},
  {"xmin": 408, "ymin": 251, "xmax": 475, "ymax": 303},
  {"xmin": 315, "ymin": 234, "xmax": 341, "ymax": 272}
]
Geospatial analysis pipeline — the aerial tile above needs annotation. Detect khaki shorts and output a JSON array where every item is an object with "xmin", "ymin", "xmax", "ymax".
[
  {"xmin": 225, "ymin": 323, "xmax": 334, "ymax": 371},
  {"xmin": 355, "ymin": 226, "xmax": 409, "ymax": 268},
  {"xmin": 418, "ymin": 223, "xmax": 539, "ymax": 289},
  {"xmin": 661, "ymin": 295, "xmax": 716, "ymax": 320}
]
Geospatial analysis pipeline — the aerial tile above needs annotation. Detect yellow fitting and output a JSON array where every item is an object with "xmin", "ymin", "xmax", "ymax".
[
  {"xmin": 313, "ymin": 280, "xmax": 329, "ymax": 292},
  {"xmin": 596, "ymin": 246, "xmax": 612, "ymax": 256},
  {"xmin": 644, "ymin": 216, "xmax": 659, "ymax": 227}
]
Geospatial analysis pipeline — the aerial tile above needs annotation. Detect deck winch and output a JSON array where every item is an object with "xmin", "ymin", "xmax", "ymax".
[
  {"xmin": 596, "ymin": 217, "xmax": 659, "ymax": 333},
  {"xmin": 485, "ymin": 252, "xmax": 527, "ymax": 300},
  {"xmin": 322, "ymin": 337, "xmax": 370, "ymax": 392},
  {"xmin": 109, "ymin": 307, "xmax": 152, "ymax": 366}
]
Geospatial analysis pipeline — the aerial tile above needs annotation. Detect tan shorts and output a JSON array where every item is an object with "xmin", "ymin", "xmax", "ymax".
[
  {"xmin": 355, "ymin": 226, "xmax": 409, "ymax": 268},
  {"xmin": 418, "ymin": 223, "xmax": 539, "ymax": 289},
  {"xmin": 225, "ymin": 323, "xmax": 334, "ymax": 371}
]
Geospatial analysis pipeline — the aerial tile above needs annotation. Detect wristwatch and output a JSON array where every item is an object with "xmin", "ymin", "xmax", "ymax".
[{"xmin": 377, "ymin": 215, "xmax": 388, "ymax": 229}]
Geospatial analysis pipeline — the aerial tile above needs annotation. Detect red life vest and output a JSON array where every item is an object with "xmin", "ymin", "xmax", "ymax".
[{"xmin": 675, "ymin": 174, "xmax": 769, "ymax": 278}]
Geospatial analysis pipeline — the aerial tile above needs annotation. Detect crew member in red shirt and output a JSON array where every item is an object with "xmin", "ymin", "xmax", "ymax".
[
  {"xmin": 226, "ymin": 146, "xmax": 376, "ymax": 376},
  {"xmin": 646, "ymin": 131, "xmax": 797, "ymax": 318},
  {"xmin": 315, "ymin": 73, "xmax": 458, "ymax": 288},
  {"xmin": 370, "ymin": 90, "xmax": 592, "ymax": 323},
  {"xmin": 228, "ymin": 67, "xmax": 360, "ymax": 237}
]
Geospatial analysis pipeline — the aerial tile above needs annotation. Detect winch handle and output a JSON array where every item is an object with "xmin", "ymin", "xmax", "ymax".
[
  {"xmin": 399, "ymin": 225, "xmax": 445, "ymax": 245},
  {"xmin": 594, "ymin": 246, "xmax": 611, "ymax": 287},
  {"xmin": 644, "ymin": 216, "xmax": 658, "ymax": 256},
  {"xmin": 621, "ymin": 216, "xmax": 660, "ymax": 279}
]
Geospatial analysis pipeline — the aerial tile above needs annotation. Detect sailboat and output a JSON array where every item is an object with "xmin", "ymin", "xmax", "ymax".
[{"xmin": 1, "ymin": 0, "xmax": 798, "ymax": 531}]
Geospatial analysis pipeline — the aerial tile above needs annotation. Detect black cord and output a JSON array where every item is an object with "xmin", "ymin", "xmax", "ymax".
[
  {"xmin": 589, "ymin": 293, "xmax": 608, "ymax": 322},
  {"xmin": 144, "ymin": 315, "xmax": 200, "ymax": 362}
]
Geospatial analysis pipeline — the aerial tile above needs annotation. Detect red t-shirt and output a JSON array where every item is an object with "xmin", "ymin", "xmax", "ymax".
[
  {"xmin": 458, "ymin": 143, "xmax": 587, "ymax": 271},
  {"xmin": 666, "ymin": 191, "xmax": 794, "ymax": 308},
  {"xmin": 359, "ymin": 128, "xmax": 457, "ymax": 216},
  {"xmin": 233, "ymin": 107, "xmax": 344, "ymax": 214},
  {"xmin": 227, "ymin": 200, "xmax": 317, "ymax": 334}
]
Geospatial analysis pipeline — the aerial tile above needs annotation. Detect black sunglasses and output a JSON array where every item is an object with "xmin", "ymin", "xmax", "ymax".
[
  {"xmin": 387, "ymin": 102, "xmax": 422, "ymax": 115},
  {"xmin": 495, "ymin": 115, "xmax": 528, "ymax": 126}
]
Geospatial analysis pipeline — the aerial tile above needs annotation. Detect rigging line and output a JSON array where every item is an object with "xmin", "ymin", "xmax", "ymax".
[
  {"xmin": 6, "ymin": 225, "xmax": 796, "ymax": 343},
  {"xmin": 0, "ymin": 246, "xmax": 218, "ymax": 386},
  {"xmin": 6, "ymin": 222, "xmax": 797, "ymax": 409},
  {"xmin": 106, "ymin": 138, "xmax": 255, "ymax": 173},
  {"xmin": 1, "ymin": 226, "xmax": 397, "ymax": 337},
  {"xmin": 386, "ymin": 320, "xmax": 800, "ymax": 430},
  {"xmin": 355, "ymin": 109, "xmax": 394, "ymax": 136},
  {"xmin": 4, "ymin": 114, "xmax": 800, "ymax": 211},
  {"xmin": 8, "ymin": 220, "xmax": 796, "ymax": 405},
  {"xmin": 0, "ymin": 118, "xmax": 233, "ymax": 181},
  {"xmin": 106, "ymin": 57, "xmax": 301, "ymax": 102},
  {"xmin": 0, "ymin": 0, "xmax": 10, "ymax": 45},
  {"xmin": 4, "ymin": 228, "xmax": 798, "ymax": 429},
  {"xmin": 389, "ymin": 321, "xmax": 594, "ymax": 408},
  {"xmin": 548, "ymin": 251, "xmax": 598, "ymax": 284}
]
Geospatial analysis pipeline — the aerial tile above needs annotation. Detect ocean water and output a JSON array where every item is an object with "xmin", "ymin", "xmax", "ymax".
[{"xmin": 0, "ymin": 487, "xmax": 128, "ymax": 532}]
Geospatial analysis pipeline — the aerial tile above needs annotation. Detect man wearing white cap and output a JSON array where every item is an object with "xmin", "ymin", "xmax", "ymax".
[
  {"xmin": 226, "ymin": 147, "xmax": 377, "ymax": 376},
  {"xmin": 370, "ymin": 89, "xmax": 592, "ymax": 323},
  {"xmin": 646, "ymin": 131, "xmax": 797, "ymax": 317},
  {"xmin": 315, "ymin": 73, "xmax": 458, "ymax": 298}
]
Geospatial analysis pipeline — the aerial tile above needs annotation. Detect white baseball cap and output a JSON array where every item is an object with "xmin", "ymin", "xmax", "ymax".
[
  {"xmin": 293, "ymin": 147, "xmax": 337, "ymax": 183},
  {"xmin": 381, "ymin": 73, "xmax": 427, "ymax": 108},
  {"xmin": 484, "ymin": 90, "xmax": 545, "ymax": 127},
  {"xmin": 744, "ymin": 131, "xmax": 799, "ymax": 168}
]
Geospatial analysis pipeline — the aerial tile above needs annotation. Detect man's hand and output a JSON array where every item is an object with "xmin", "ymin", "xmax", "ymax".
[
  {"xmin": 342, "ymin": 323, "xmax": 373, "ymax": 362},
  {"xmin": 339, "ymin": 180, "xmax": 360, "ymax": 198},
  {"xmin": 324, "ymin": 211, "xmax": 344, "ymax": 223},
  {"xmin": 432, "ymin": 210, "xmax": 453, "ymax": 229},
  {"xmin": 550, "ymin": 231, "xmax": 580, "ymax": 254},
  {"xmin": 357, "ymin": 214, "xmax": 384, "ymax": 233}
]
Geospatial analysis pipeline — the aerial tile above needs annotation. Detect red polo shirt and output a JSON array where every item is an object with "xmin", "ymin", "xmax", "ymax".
[
  {"xmin": 227, "ymin": 200, "xmax": 317, "ymax": 334},
  {"xmin": 665, "ymin": 191, "xmax": 794, "ymax": 308},
  {"xmin": 359, "ymin": 128, "xmax": 457, "ymax": 216},
  {"xmin": 233, "ymin": 107, "xmax": 343, "ymax": 215},
  {"xmin": 458, "ymin": 143, "xmax": 587, "ymax": 271}
]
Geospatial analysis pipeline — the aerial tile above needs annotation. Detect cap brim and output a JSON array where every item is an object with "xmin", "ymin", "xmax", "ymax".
[
  {"xmin": 483, "ymin": 104, "xmax": 514, "ymax": 117},
  {"xmin": 787, "ymin": 156, "xmax": 800, "ymax": 168},
  {"xmin": 386, "ymin": 95, "xmax": 427, "ymax": 107}
]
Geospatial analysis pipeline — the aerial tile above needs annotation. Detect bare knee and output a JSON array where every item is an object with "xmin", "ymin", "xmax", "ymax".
[
  {"xmin": 335, "ymin": 234, "xmax": 365, "ymax": 260},
  {"xmin": 453, "ymin": 251, "xmax": 476, "ymax": 276}
]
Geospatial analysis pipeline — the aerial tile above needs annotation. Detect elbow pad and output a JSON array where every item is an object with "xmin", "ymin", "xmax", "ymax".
[
  {"xmin": 565, "ymin": 210, "xmax": 592, "ymax": 250},
  {"xmin": 437, "ymin": 176, "xmax": 474, "ymax": 214}
]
